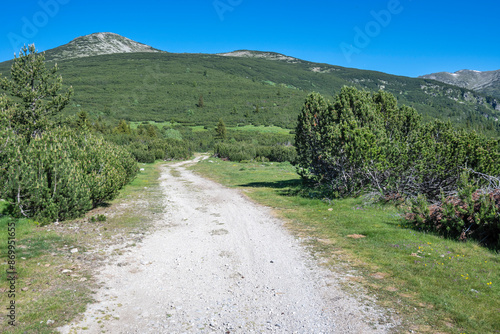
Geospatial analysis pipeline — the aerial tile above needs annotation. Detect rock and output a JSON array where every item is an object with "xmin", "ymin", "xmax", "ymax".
[
  {"xmin": 46, "ymin": 319, "xmax": 55, "ymax": 325},
  {"xmin": 70, "ymin": 248, "xmax": 78, "ymax": 253}
]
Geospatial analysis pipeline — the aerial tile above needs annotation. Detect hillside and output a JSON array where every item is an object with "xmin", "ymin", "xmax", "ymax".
[
  {"xmin": 420, "ymin": 69, "xmax": 500, "ymax": 100},
  {"xmin": 43, "ymin": 32, "xmax": 162, "ymax": 61},
  {"xmin": 1, "ymin": 33, "xmax": 500, "ymax": 135}
]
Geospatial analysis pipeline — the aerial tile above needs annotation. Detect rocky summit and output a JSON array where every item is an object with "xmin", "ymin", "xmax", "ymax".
[
  {"xmin": 44, "ymin": 32, "xmax": 162, "ymax": 61},
  {"xmin": 420, "ymin": 69, "xmax": 500, "ymax": 99}
]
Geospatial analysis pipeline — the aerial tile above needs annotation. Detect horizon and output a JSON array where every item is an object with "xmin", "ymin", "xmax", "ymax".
[{"xmin": 1, "ymin": 0, "xmax": 499, "ymax": 78}]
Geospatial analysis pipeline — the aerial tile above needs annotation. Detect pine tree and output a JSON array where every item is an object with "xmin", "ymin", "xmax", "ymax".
[
  {"xmin": 0, "ymin": 44, "xmax": 73, "ymax": 139},
  {"xmin": 76, "ymin": 110, "xmax": 89, "ymax": 130},
  {"xmin": 215, "ymin": 119, "xmax": 227, "ymax": 141},
  {"xmin": 114, "ymin": 120, "xmax": 131, "ymax": 134}
]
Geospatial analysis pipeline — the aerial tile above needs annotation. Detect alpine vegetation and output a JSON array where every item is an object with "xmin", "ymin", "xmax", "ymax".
[
  {"xmin": 295, "ymin": 87, "xmax": 500, "ymax": 246},
  {"xmin": 0, "ymin": 45, "xmax": 137, "ymax": 223}
]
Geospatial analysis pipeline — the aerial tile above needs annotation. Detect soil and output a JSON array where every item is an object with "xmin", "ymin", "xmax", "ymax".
[{"xmin": 58, "ymin": 157, "xmax": 398, "ymax": 333}]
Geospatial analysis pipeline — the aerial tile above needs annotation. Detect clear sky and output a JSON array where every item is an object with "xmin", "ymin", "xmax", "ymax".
[{"xmin": 0, "ymin": 0, "xmax": 498, "ymax": 77}]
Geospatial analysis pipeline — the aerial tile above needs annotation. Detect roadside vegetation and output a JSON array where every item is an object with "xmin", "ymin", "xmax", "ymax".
[
  {"xmin": 295, "ymin": 87, "xmax": 500, "ymax": 248},
  {"xmin": 0, "ymin": 161, "xmax": 164, "ymax": 333},
  {"xmin": 0, "ymin": 46, "xmax": 137, "ymax": 223}
]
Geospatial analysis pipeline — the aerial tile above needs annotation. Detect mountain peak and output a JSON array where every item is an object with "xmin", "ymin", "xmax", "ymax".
[
  {"xmin": 420, "ymin": 69, "xmax": 500, "ymax": 98},
  {"xmin": 45, "ymin": 32, "xmax": 162, "ymax": 61}
]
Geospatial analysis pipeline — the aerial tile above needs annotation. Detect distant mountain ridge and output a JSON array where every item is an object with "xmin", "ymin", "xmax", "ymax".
[
  {"xmin": 216, "ymin": 50, "xmax": 300, "ymax": 63},
  {"xmin": 44, "ymin": 32, "xmax": 162, "ymax": 61},
  {"xmin": 420, "ymin": 69, "xmax": 500, "ymax": 99}
]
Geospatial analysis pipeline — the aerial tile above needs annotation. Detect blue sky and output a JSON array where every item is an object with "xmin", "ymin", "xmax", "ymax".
[{"xmin": 0, "ymin": 0, "xmax": 498, "ymax": 77}]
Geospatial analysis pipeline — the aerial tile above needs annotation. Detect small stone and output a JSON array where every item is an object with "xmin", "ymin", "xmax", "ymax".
[
  {"xmin": 46, "ymin": 319, "xmax": 55, "ymax": 325},
  {"xmin": 62, "ymin": 269, "xmax": 72, "ymax": 274},
  {"xmin": 70, "ymin": 248, "xmax": 78, "ymax": 253}
]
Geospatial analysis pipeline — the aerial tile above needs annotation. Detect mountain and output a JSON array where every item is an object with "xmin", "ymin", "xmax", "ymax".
[
  {"xmin": 43, "ymin": 32, "xmax": 162, "ymax": 61},
  {"xmin": 420, "ymin": 69, "xmax": 500, "ymax": 99},
  {"xmin": 216, "ymin": 50, "xmax": 300, "ymax": 63},
  {"xmin": 1, "ymin": 33, "xmax": 500, "ymax": 136}
]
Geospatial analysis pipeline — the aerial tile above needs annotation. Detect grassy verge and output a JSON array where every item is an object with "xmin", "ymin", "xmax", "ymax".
[
  {"xmin": 191, "ymin": 158, "xmax": 500, "ymax": 334},
  {"xmin": 0, "ymin": 161, "xmax": 164, "ymax": 333},
  {"xmin": 227, "ymin": 124, "xmax": 292, "ymax": 135}
]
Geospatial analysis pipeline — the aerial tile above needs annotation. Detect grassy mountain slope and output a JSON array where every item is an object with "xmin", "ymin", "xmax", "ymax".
[{"xmin": 1, "ymin": 36, "xmax": 500, "ymax": 135}]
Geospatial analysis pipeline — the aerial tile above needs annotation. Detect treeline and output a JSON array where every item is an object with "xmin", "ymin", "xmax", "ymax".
[
  {"xmin": 214, "ymin": 142, "xmax": 296, "ymax": 163},
  {"xmin": 70, "ymin": 115, "xmax": 193, "ymax": 163},
  {"xmin": 71, "ymin": 115, "xmax": 297, "ymax": 164},
  {"xmin": 295, "ymin": 87, "xmax": 500, "ymax": 247},
  {"xmin": 0, "ymin": 46, "xmax": 137, "ymax": 223}
]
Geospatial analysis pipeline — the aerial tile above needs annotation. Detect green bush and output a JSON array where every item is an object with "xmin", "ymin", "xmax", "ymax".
[
  {"xmin": 408, "ymin": 173, "xmax": 500, "ymax": 248},
  {"xmin": 215, "ymin": 142, "xmax": 296, "ymax": 163},
  {"xmin": 0, "ymin": 127, "xmax": 137, "ymax": 222},
  {"xmin": 295, "ymin": 87, "xmax": 500, "ymax": 199},
  {"xmin": 270, "ymin": 145, "xmax": 297, "ymax": 163},
  {"xmin": 105, "ymin": 133, "xmax": 192, "ymax": 162},
  {"xmin": 214, "ymin": 142, "xmax": 257, "ymax": 162}
]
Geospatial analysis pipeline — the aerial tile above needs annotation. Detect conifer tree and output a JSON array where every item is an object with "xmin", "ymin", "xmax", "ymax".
[
  {"xmin": 0, "ymin": 44, "xmax": 73, "ymax": 139},
  {"xmin": 215, "ymin": 118, "xmax": 227, "ymax": 141},
  {"xmin": 76, "ymin": 110, "xmax": 89, "ymax": 130}
]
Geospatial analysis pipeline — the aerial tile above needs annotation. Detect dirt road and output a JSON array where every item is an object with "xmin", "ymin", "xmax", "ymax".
[{"xmin": 59, "ymin": 157, "xmax": 396, "ymax": 333}]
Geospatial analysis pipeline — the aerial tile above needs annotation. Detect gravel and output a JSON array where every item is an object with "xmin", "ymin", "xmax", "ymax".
[{"xmin": 58, "ymin": 157, "xmax": 398, "ymax": 333}]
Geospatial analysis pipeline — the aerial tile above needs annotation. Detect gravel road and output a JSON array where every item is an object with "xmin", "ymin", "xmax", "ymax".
[{"xmin": 59, "ymin": 157, "xmax": 397, "ymax": 333}]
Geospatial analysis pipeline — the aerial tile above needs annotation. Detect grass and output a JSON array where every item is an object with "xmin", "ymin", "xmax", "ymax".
[
  {"xmin": 228, "ymin": 124, "xmax": 293, "ymax": 135},
  {"xmin": 191, "ymin": 158, "xmax": 500, "ymax": 334},
  {"xmin": 0, "ymin": 205, "xmax": 92, "ymax": 333},
  {"xmin": 0, "ymin": 161, "xmax": 164, "ymax": 333}
]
